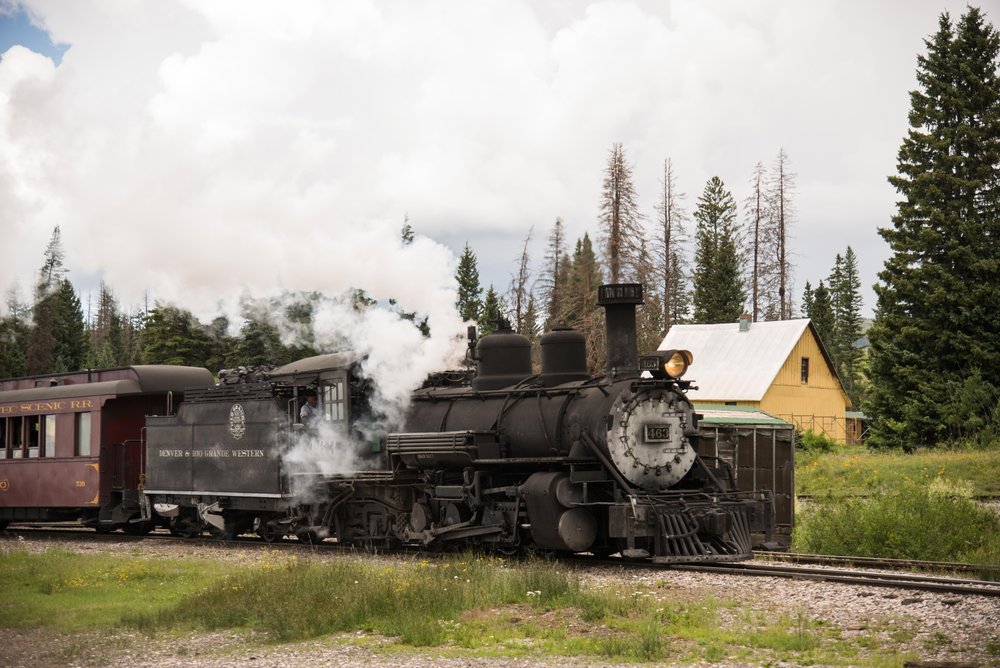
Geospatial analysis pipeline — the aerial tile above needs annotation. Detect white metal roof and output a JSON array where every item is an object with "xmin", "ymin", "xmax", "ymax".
[{"xmin": 659, "ymin": 319, "xmax": 812, "ymax": 401}]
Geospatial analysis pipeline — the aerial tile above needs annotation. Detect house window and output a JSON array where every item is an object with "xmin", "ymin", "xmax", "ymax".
[{"xmin": 801, "ymin": 357, "xmax": 810, "ymax": 384}]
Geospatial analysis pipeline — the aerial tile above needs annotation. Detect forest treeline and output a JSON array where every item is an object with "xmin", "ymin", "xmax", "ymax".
[{"xmin": 0, "ymin": 6, "xmax": 997, "ymax": 451}]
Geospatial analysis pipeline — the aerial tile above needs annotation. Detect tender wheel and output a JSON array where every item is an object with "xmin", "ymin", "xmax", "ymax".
[
  {"xmin": 169, "ymin": 525, "xmax": 202, "ymax": 539},
  {"xmin": 255, "ymin": 519, "xmax": 283, "ymax": 543},
  {"xmin": 296, "ymin": 530, "xmax": 322, "ymax": 544},
  {"xmin": 124, "ymin": 521, "xmax": 153, "ymax": 536},
  {"xmin": 210, "ymin": 526, "xmax": 236, "ymax": 541}
]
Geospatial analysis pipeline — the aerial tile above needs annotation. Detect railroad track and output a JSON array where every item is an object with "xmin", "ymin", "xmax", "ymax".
[
  {"xmin": 666, "ymin": 561, "xmax": 1000, "ymax": 598},
  {"xmin": 757, "ymin": 551, "xmax": 1000, "ymax": 578},
  {"xmin": 7, "ymin": 525, "xmax": 1000, "ymax": 598}
]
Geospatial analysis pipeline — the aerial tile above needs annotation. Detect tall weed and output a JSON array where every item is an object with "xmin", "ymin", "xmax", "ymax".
[{"xmin": 793, "ymin": 477, "xmax": 1000, "ymax": 570}]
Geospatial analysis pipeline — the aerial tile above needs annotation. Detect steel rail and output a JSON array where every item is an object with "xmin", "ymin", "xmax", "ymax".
[
  {"xmin": 666, "ymin": 562, "xmax": 1000, "ymax": 597},
  {"xmin": 758, "ymin": 551, "xmax": 1000, "ymax": 577}
]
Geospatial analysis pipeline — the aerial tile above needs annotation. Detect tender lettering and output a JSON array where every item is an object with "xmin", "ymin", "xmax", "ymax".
[{"xmin": 157, "ymin": 448, "xmax": 266, "ymax": 458}]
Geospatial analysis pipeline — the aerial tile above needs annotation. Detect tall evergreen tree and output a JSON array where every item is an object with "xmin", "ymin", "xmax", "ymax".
[
  {"xmin": 806, "ymin": 280, "xmax": 835, "ymax": 353},
  {"xmin": 868, "ymin": 7, "xmax": 1000, "ymax": 449},
  {"xmin": 664, "ymin": 249, "xmax": 691, "ymax": 326},
  {"xmin": 561, "ymin": 234, "xmax": 605, "ymax": 373},
  {"xmin": 50, "ymin": 279, "xmax": 88, "ymax": 372},
  {"xmin": 455, "ymin": 243, "xmax": 483, "ymax": 323},
  {"xmin": 634, "ymin": 239, "xmax": 664, "ymax": 355},
  {"xmin": 829, "ymin": 247, "xmax": 864, "ymax": 405},
  {"xmin": 142, "ymin": 306, "xmax": 213, "ymax": 367},
  {"xmin": 27, "ymin": 227, "xmax": 70, "ymax": 374},
  {"xmin": 478, "ymin": 286, "xmax": 507, "ymax": 337},
  {"xmin": 692, "ymin": 177, "xmax": 746, "ymax": 323},
  {"xmin": 522, "ymin": 295, "xmax": 541, "ymax": 370},
  {"xmin": 0, "ymin": 286, "xmax": 30, "ymax": 378},
  {"xmin": 598, "ymin": 142, "xmax": 645, "ymax": 283}
]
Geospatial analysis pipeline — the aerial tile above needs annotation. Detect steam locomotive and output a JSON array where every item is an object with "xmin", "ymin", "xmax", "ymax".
[{"xmin": 143, "ymin": 284, "xmax": 773, "ymax": 562}]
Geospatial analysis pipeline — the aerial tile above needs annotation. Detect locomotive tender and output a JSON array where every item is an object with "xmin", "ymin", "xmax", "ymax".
[{"xmin": 145, "ymin": 283, "xmax": 773, "ymax": 562}]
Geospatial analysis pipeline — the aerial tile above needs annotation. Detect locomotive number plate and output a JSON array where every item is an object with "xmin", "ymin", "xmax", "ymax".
[{"xmin": 644, "ymin": 424, "xmax": 672, "ymax": 442}]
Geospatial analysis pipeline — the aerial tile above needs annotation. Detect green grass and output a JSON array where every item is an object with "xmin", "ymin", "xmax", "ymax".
[
  {"xmin": 0, "ymin": 547, "xmax": 931, "ymax": 665},
  {"xmin": 795, "ymin": 445, "xmax": 1000, "ymax": 497},
  {"xmin": 793, "ymin": 445, "xmax": 1000, "ymax": 571},
  {"xmin": 0, "ymin": 547, "xmax": 231, "ymax": 629}
]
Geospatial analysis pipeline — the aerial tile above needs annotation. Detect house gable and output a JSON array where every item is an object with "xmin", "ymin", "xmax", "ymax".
[{"xmin": 662, "ymin": 319, "xmax": 852, "ymax": 442}]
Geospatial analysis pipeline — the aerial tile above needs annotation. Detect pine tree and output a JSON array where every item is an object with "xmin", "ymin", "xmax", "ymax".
[
  {"xmin": 50, "ymin": 279, "xmax": 88, "ymax": 372},
  {"xmin": 692, "ymin": 177, "xmax": 746, "ymax": 323},
  {"xmin": 868, "ymin": 7, "xmax": 1000, "ymax": 449},
  {"xmin": 522, "ymin": 295, "xmax": 541, "ymax": 370},
  {"xmin": 37, "ymin": 226, "xmax": 66, "ymax": 296},
  {"xmin": 655, "ymin": 158, "xmax": 689, "ymax": 334},
  {"xmin": 828, "ymin": 247, "xmax": 864, "ymax": 404},
  {"xmin": 562, "ymin": 234, "xmax": 605, "ymax": 373},
  {"xmin": 478, "ymin": 286, "xmax": 507, "ymax": 337},
  {"xmin": 0, "ymin": 287, "xmax": 30, "ymax": 378},
  {"xmin": 807, "ymin": 281, "xmax": 835, "ymax": 353},
  {"xmin": 401, "ymin": 217, "xmax": 414, "ymax": 245},
  {"xmin": 664, "ymin": 249, "xmax": 690, "ymax": 326},
  {"xmin": 232, "ymin": 318, "xmax": 285, "ymax": 367},
  {"xmin": 455, "ymin": 243, "xmax": 483, "ymax": 323},
  {"xmin": 27, "ymin": 227, "xmax": 70, "ymax": 374},
  {"xmin": 538, "ymin": 217, "xmax": 566, "ymax": 329},
  {"xmin": 634, "ymin": 239, "xmax": 664, "ymax": 355},
  {"xmin": 801, "ymin": 282, "xmax": 815, "ymax": 320},
  {"xmin": 142, "ymin": 306, "xmax": 213, "ymax": 367},
  {"xmin": 598, "ymin": 142, "xmax": 645, "ymax": 283}
]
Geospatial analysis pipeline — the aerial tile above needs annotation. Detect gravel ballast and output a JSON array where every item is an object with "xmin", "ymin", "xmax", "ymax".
[{"xmin": 2, "ymin": 533, "xmax": 998, "ymax": 667}]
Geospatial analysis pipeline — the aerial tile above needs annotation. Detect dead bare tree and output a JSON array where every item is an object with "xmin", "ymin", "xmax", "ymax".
[
  {"xmin": 598, "ymin": 142, "xmax": 645, "ymax": 283},
  {"xmin": 654, "ymin": 157, "xmax": 689, "ymax": 332},
  {"xmin": 508, "ymin": 227, "xmax": 534, "ymax": 334}
]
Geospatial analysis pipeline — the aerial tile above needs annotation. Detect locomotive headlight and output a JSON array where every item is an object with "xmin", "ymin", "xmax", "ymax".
[
  {"xmin": 639, "ymin": 350, "xmax": 694, "ymax": 379},
  {"xmin": 662, "ymin": 350, "xmax": 693, "ymax": 378}
]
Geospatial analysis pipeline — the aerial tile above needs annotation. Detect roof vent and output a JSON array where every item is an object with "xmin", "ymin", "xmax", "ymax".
[{"xmin": 738, "ymin": 314, "xmax": 752, "ymax": 333}]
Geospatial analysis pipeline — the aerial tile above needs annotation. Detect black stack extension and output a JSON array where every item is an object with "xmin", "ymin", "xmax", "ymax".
[{"xmin": 597, "ymin": 283, "xmax": 643, "ymax": 379}]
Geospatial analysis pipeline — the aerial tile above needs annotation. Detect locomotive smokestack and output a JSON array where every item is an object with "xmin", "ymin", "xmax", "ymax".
[{"xmin": 597, "ymin": 283, "xmax": 643, "ymax": 379}]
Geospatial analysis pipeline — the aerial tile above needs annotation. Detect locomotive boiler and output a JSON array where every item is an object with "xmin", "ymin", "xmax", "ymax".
[{"xmin": 143, "ymin": 283, "xmax": 773, "ymax": 562}]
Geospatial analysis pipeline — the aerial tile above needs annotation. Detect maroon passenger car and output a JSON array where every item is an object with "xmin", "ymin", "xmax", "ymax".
[{"xmin": 0, "ymin": 365, "xmax": 213, "ymax": 532}]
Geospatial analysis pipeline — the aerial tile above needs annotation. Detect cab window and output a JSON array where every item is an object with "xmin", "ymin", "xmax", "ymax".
[{"xmin": 322, "ymin": 380, "xmax": 346, "ymax": 423}]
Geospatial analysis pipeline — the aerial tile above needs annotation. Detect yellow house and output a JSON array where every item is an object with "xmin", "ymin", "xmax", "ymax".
[{"xmin": 660, "ymin": 317, "xmax": 852, "ymax": 443}]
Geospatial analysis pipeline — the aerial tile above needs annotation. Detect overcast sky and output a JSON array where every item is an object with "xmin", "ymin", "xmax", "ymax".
[{"xmin": 0, "ymin": 0, "xmax": 991, "ymax": 326}]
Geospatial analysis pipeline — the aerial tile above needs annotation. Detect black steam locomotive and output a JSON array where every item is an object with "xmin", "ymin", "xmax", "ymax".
[{"xmin": 143, "ymin": 284, "xmax": 773, "ymax": 562}]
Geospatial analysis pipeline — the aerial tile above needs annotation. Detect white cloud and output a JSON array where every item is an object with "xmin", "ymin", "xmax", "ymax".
[{"xmin": 0, "ymin": 0, "xmax": 985, "ymax": 322}]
